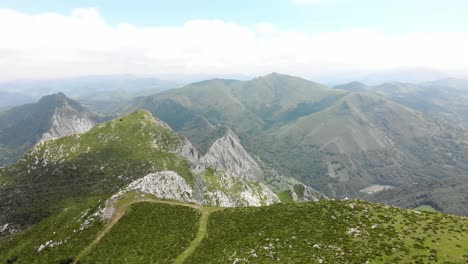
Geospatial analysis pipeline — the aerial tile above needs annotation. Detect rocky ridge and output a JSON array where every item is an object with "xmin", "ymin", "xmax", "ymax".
[
  {"xmin": 39, "ymin": 100, "xmax": 96, "ymax": 142},
  {"xmin": 289, "ymin": 184, "xmax": 328, "ymax": 202},
  {"xmin": 198, "ymin": 128, "xmax": 262, "ymax": 180},
  {"xmin": 100, "ymin": 170, "xmax": 280, "ymax": 221}
]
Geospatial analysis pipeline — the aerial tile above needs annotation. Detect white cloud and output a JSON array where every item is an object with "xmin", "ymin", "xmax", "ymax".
[{"xmin": 0, "ymin": 8, "xmax": 467, "ymax": 81}]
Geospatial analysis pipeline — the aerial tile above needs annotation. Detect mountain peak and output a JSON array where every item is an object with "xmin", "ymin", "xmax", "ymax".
[
  {"xmin": 124, "ymin": 109, "xmax": 173, "ymax": 131},
  {"xmin": 260, "ymin": 72, "xmax": 297, "ymax": 80},
  {"xmin": 200, "ymin": 127, "xmax": 262, "ymax": 180},
  {"xmin": 37, "ymin": 92, "xmax": 67, "ymax": 104},
  {"xmin": 334, "ymin": 81, "xmax": 369, "ymax": 92}
]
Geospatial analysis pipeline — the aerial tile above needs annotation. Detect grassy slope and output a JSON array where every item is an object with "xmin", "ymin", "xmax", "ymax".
[
  {"xmin": 0, "ymin": 197, "xmax": 105, "ymax": 264},
  {"xmin": 80, "ymin": 202, "xmax": 200, "ymax": 264},
  {"xmin": 187, "ymin": 200, "xmax": 468, "ymax": 264},
  {"xmin": 1, "ymin": 198, "xmax": 467, "ymax": 263}
]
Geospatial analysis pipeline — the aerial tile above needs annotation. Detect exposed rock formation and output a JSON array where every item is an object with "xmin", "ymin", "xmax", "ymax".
[
  {"xmin": 175, "ymin": 137, "xmax": 201, "ymax": 168},
  {"xmin": 40, "ymin": 102, "xmax": 96, "ymax": 142},
  {"xmin": 199, "ymin": 128, "xmax": 262, "ymax": 180},
  {"xmin": 125, "ymin": 171, "xmax": 196, "ymax": 203},
  {"xmin": 289, "ymin": 184, "xmax": 328, "ymax": 202},
  {"xmin": 100, "ymin": 170, "xmax": 280, "ymax": 220}
]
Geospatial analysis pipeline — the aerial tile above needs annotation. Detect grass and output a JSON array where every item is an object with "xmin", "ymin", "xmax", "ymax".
[
  {"xmin": 276, "ymin": 190, "xmax": 294, "ymax": 203},
  {"xmin": 1, "ymin": 198, "xmax": 467, "ymax": 263},
  {"xmin": 79, "ymin": 202, "xmax": 201, "ymax": 264},
  {"xmin": 186, "ymin": 200, "xmax": 468, "ymax": 263},
  {"xmin": 0, "ymin": 197, "xmax": 105, "ymax": 264},
  {"xmin": 415, "ymin": 205, "xmax": 437, "ymax": 212}
]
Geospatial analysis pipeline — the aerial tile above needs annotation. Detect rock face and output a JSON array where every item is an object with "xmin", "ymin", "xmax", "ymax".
[
  {"xmin": 176, "ymin": 127, "xmax": 264, "ymax": 180},
  {"xmin": 199, "ymin": 128, "xmax": 262, "ymax": 180},
  {"xmin": 198, "ymin": 171, "xmax": 280, "ymax": 207},
  {"xmin": 40, "ymin": 102, "xmax": 96, "ymax": 142},
  {"xmin": 124, "ymin": 171, "xmax": 196, "ymax": 203},
  {"xmin": 175, "ymin": 137, "xmax": 201, "ymax": 168},
  {"xmin": 0, "ymin": 93, "xmax": 99, "ymax": 166},
  {"xmin": 289, "ymin": 184, "xmax": 328, "ymax": 202},
  {"xmin": 100, "ymin": 170, "xmax": 280, "ymax": 220}
]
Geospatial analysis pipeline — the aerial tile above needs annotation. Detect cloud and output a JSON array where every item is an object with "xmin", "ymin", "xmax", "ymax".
[{"xmin": 0, "ymin": 8, "xmax": 467, "ymax": 81}]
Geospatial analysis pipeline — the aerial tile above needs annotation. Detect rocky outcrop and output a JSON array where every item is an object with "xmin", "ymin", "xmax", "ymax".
[
  {"xmin": 289, "ymin": 184, "xmax": 328, "ymax": 202},
  {"xmin": 148, "ymin": 114, "xmax": 173, "ymax": 131},
  {"xmin": 175, "ymin": 137, "xmax": 201, "ymax": 168},
  {"xmin": 40, "ymin": 103, "xmax": 96, "ymax": 142},
  {"xmin": 125, "ymin": 171, "xmax": 196, "ymax": 203},
  {"xmin": 100, "ymin": 170, "xmax": 280, "ymax": 220},
  {"xmin": 199, "ymin": 128, "xmax": 262, "ymax": 180},
  {"xmin": 200, "ymin": 171, "xmax": 280, "ymax": 207}
]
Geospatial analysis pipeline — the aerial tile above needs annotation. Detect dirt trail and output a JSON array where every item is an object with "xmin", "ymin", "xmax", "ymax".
[
  {"xmin": 72, "ymin": 198, "xmax": 219, "ymax": 264},
  {"xmin": 173, "ymin": 207, "xmax": 220, "ymax": 264}
]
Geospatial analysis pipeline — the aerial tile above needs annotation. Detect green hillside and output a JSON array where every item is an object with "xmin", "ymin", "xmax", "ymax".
[
  {"xmin": 187, "ymin": 200, "xmax": 468, "ymax": 263},
  {"xmin": 2, "ymin": 197, "xmax": 466, "ymax": 263},
  {"xmin": 80, "ymin": 202, "xmax": 200, "ymax": 264}
]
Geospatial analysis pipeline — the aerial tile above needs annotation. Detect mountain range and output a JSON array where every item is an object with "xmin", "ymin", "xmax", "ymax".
[
  {"xmin": 116, "ymin": 73, "xmax": 468, "ymax": 215},
  {"xmin": 0, "ymin": 110, "xmax": 466, "ymax": 263},
  {"xmin": 1, "ymin": 73, "xmax": 468, "ymax": 262}
]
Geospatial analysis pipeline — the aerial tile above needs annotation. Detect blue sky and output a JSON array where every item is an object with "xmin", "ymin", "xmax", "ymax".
[
  {"xmin": 0, "ymin": 0, "xmax": 468, "ymax": 82},
  {"xmin": 3, "ymin": 0, "xmax": 468, "ymax": 33}
]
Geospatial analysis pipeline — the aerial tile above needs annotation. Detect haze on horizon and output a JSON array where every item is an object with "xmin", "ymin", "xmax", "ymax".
[{"xmin": 1, "ymin": 0, "xmax": 468, "ymax": 84}]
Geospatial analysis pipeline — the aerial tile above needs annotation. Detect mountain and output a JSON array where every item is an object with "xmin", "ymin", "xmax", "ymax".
[
  {"xmin": 119, "ymin": 73, "xmax": 468, "ymax": 215},
  {"xmin": 0, "ymin": 110, "xmax": 285, "ymax": 235},
  {"xmin": 0, "ymin": 75, "xmax": 181, "ymax": 113},
  {"xmin": 0, "ymin": 91, "xmax": 35, "ymax": 110},
  {"xmin": 423, "ymin": 77, "xmax": 468, "ymax": 89},
  {"xmin": 0, "ymin": 103, "xmax": 467, "ymax": 263},
  {"xmin": 334, "ymin": 79, "xmax": 468, "ymax": 128},
  {"xmin": 254, "ymin": 91, "xmax": 451, "ymax": 194},
  {"xmin": 0, "ymin": 93, "xmax": 99, "ymax": 166},
  {"xmin": 356, "ymin": 68, "xmax": 450, "ymax": 85},
  {"xmin": 334, "ymin": 81, "xmax": 370, "ymax": 92},
  {"xmin": 133, "ymin": 73, "xmax": 346, "ymax": 133},
  {"xmin": 198, "ymin": 128, "xmax": 262, "ymax": 180}
]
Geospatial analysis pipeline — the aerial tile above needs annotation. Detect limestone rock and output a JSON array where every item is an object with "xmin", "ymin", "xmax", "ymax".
[
  {"xmin": 199, "ymin": 128, "xmax": 262, "ymax": 180},
  {"xmin": 40, "ymin": 104, "xmax": 96, "ymax": 142},
  {"xmin": 290, "ymin": 184, "xmax": 328, "ymax": 202}
]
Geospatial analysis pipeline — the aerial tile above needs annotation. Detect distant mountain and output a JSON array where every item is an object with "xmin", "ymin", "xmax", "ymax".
[
  {"xmin": 0, "ymin": 91, "xmax": 36, "ymax": 109},
  {"xmin": 356, "ymin": 68, "xmax": 450, "ymax": 85},
  {"xmin": 334, "ymin": 81, "xmax": 370, "ymax": 92},
  {"xmin": 334, "ymin": 79, "xmax": 468, "ymax": 126},
  {"xmin": 422, "ymin": 77, "xmax": 468, "ymax": 89},
  {"xmin": 120, "ymin": 73, "xmax": 468, "ymax": 215},
  {"xmin": 0, "ymin": 75, "xmax": 181, "ymax": 112},
  {"xmin": 0, "ymin": 93, "xmax": 98, "ymax": 166}
]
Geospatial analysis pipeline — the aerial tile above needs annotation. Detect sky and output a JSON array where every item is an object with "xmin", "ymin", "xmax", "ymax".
[{"xmin": 1, "ymin": 0, "xmax": 468, "ymax": 82}]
